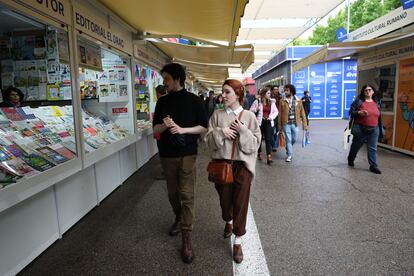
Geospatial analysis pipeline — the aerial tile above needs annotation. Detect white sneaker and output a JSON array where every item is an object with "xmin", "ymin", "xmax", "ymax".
[{"xmin": 286, "ymin": 156, "xmax": 292, "ymax": 162}]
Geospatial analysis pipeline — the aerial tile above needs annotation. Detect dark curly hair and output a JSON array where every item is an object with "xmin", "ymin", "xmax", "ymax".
[{"xmin": 3, "ymin": 86, "xmax": 24, "ymax": 102}]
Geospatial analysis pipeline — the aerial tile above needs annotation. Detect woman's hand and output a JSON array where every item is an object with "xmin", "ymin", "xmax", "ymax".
[
  {"xmin": 222, "ymin": 127, "xmax": 238, "ymax": 140},
  {"xmin": 358, "ymin": 110, "xmax": 368, "ymax": 116},
  {"xmin": 230, "ymin": 118, "xmax": 246, "ymax": 133}
]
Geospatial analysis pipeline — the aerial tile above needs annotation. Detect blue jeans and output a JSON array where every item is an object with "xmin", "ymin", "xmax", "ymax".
[
  {"xmin": 272, "ymin": 126, "xmax": 278, "ymax": 149},
  {"xmin": 348, "ymin": 124, "xmax": 379, "ymax": 168},
  {"xmin": 283, "ymin": 124, "xmax": 299, "ymax": 157}
]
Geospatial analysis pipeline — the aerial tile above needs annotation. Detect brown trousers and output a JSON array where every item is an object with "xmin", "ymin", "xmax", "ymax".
[
  {"xmin": 215, "ymin": 161, "xmax": 252, "ymax": 236},
  {"xmin": 161, "ymin": 155, "xmax": 197, "ymax": 231}
]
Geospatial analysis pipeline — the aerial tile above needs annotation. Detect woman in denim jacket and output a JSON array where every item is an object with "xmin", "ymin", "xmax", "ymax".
[{"xmin": 348, "ymin": 84, "xmax": 384, "ymax": 174}]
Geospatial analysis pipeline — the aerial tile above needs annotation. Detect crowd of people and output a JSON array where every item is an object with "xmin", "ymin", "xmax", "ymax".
[{"xmin": 153, "ymin": 62, "xmax": 383, "ymax": 266}]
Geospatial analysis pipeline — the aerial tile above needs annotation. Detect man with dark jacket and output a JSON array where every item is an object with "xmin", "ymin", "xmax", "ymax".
[{"xmin": 153, "ymin": 63, "xmax": 208, "ymax": 264}]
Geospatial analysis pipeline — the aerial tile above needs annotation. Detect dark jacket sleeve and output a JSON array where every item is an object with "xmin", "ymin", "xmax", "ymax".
[{"xmin": 349, "ymin": 99, "xmax": 362, "ymax": 119}]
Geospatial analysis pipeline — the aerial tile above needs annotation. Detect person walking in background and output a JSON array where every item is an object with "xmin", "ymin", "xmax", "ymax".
[
  {"xmin": 250, "ymin": 87, "xmax": 278, "ymax": 165},
  {"xmin": 215, "ymin": 94, "xmax": 225, "ymax": 110},
  {"xmin": 204, "ymin": 79, "xmax": 261, "ymax": 264},
  {"xmin": 153, "ymin": 63, "xmax": 208, "ymax": 264},
  {"xmin": 347, "ymin": 84, "xmax": 384, "ymax": 174},
  {"xmin": 205, "ymin": 90, "xmax": 216, "ymax": 119},
  {"xmin": 278, "ymin": 84, "xmax": 308, "ymax": 162},
  {"xmin": 242, "ymin": 88, "xmax": 255, "ymax": 110},
  {"xmin": 271, "ymin": 85, "xmax": 281, "ymax": 152},
  {"xmin": 301, "ymin": 90, "xmax": 312, "ymax": 126}
]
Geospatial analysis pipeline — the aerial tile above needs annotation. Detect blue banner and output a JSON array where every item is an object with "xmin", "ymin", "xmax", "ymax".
[
  {"xmin": 344, "ymin": 82, "xmax": 357, "ymax": 119},
  {"xmin": 308, "ymin": 63, "xmax": 325, "ymax": 118},
  {"xmin": 401, "ymin": 0, "xmax": 414, "ymax": 10},
  {"xmin": 326, "ymin": 61, "xmax": 343, "ymax": 118},
  {"xmin": 336, "ymin": 27, "xmax": 348, "ymax": 42},
  {"xmin": 292, "ymin": 68, "xmax": 308, "ymax": 100},
  {"xmin": 343, "ymin": 59, "xmax": 357, "ymax": 81}
]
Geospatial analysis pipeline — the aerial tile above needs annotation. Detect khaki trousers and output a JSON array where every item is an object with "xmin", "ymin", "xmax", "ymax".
[
  {"xmin": 161, "ymin": 155, "xmax": 197, "ymax": 231},
  {"xmin": 215, "ymin": 161, "xmax": 252, "ymax": 236}
]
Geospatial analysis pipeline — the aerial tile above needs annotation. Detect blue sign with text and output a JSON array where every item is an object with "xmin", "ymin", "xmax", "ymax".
[
  {"xmin": 308, "ymin": 63, "xmax": 326, "ymax": 119},
  {"xmin": 401, "ymin": 0, "xmax": 414, "ymax": 10},
  {"xmin": 326, "ymin": 61, "xmax": 343, "ymax": 118},
  {"xmin": 344, "ymin": 82, "xmax": 357, "ymax": 119},
  {"xmin": 292, "ymin": 68, "xmax": 309, "ymax": 100},
  {"xmin": 344, "ymin": 59, "xmax": 357, "ymax": 81},
  {"xmin": 336, "ymin": 27, "xmax": 348, "ymax": 42}
]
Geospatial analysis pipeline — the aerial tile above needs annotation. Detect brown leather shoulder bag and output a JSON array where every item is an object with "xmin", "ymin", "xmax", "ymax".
[{"xmin": 207, "ymin": 111, "xmax": 243, "ymax": 185}]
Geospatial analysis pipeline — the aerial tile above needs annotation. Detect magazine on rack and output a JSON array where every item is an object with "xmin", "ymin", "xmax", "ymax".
[
  {"xmin": 21, "ymin": 153, "xmax": 55, "ymax": 171},
  {"xmin": 1, "ymin": 158, "xmax": 40, "ymax": 177},
  {"xmin": 35, "ymin": 146, "xmax": 69, "ymax": 164}
]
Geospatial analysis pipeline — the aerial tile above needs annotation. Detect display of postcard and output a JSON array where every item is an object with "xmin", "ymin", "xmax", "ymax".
[
  {"xmin": 47, "ymin": 59, "xmax": 59, "ymax": 73},
  {"xmin": 86, "ymin": 46, "xmax": 101, "ymax": 68},
  {"xmin": 1, "ymin": 158, "xmax": 40, "ymax": 177},
  {"xmin": 49, "ymin": 144, "xmax": 76, "ymax": 159},
  {"xmin": 27, "ymin": 71, "xmax": 40, "ymax": 86},
  {"xmin": 108, "ymin": 70, "xmax": 117, "ymax": 81},
  {"xmin": 1, "ymin": 59, "xmax": 14, "ymax": 72},
  {"xmin": 0, "ymin": 165, "xmax": 21, "ymax": 184},
  {"xmin": 118, "ymin": 85, "xmax": 128, "ymax": 97},
  {"xmin": 59, "ymin": 63, "xmax": 71, "ymax": 82},
  {"xmin": 98, "ymin": 84, "xmax": 109, "ymax": 98},
  {"xmin": 110, "ymin": 83, "xmax": 116, "ymax": 94},
  {"xmin": 14, "ymin": 71, "xmax": 28, "ymax": 87},
  {"xmin": 21, "ymin": 153, "xmax": 55, "ymax": 171},
  {"xmin": 79, "ymin": 45, "xmax": 87, "ymax": 64},
  {"xmin": 1, "ymin": 72, "xmax": 14, "ymax": 89},
  {"xmin": 36, "ymin": 146, "xmax": 68, "ymax": 164},
  {"xmin": 118, "ymin": 69, "xmax": 127, "ymax": 81},
  {"xmin": 39, "ymin": 84, "xmax": 47, "ymax": 100},
  {"xmin": 97, "ymin": 71, "xmax": 108, "ymax": 82},
  {"xmin": 46, "ymin": 30, "xmax": 59, "ymax": 60},
  {"xmin": 25, "ymin": 86, "xmax": 40, "ymax": 101},
  {"xmin": 62, "ymin": 86, "xmax": 72, "ymax": 100},
  {"xmin": 47, "ymin": 84, "xmax": 62, "ymax": 101},
  {"xmin": 39, "ymin": 71, "xmax": 48, "ymax": 83},
  {"xmin": 57, "ymin": 31, "xmax": 69, "ymax": 61}
]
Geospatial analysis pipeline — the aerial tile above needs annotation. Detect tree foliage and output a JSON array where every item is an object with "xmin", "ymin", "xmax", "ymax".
[{"xmin": 301, "ymin": 0, "xmax": 403, "ymax": 45}]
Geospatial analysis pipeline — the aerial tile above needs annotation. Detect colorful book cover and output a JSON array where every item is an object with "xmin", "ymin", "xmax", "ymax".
[
  {"xmin": 1, "ymin": 108, "xmax": 23, "ymax": 121},
  {"xmin": 0, "ymin": 146, "xmax": 14, "ymax": 161},
  {"xmin": 49, "ymin": 144, "xmax": 76, "ymax": 160},
  {"xmin": 47, "ymin": 84, "xmax": 62, "ymax": 101},
  {"xmin": 21, "ymin": 153, "xmax": 55, "ymax": 171},
  {"xmin": 6, "ymin": 144, "xmax": 24, "ymax": 158},
  {"xmin": 1, "ymin": 158, "xmax": 40, "ymax": 177},
  {"xmin": 0, "ymin": 165, "xmax": 21, "ymax": 184},
  {"xmin": 36, "ymin": 146, "xmax": 68, "ymax": 164}
]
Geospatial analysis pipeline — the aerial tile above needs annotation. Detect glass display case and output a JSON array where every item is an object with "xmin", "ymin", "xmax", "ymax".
[
  {"xmin": 0, "ymin": 6, "xmax": 77, "ymax": 188},
  {"xmin": 77, "ymin": 37, "xmax": 134, "ymax": 155}
]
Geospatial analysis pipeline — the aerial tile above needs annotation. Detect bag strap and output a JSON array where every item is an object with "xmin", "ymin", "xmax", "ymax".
[{"xmin": 230, "ymin": 110, "xmax": 244, "ymax": 161}]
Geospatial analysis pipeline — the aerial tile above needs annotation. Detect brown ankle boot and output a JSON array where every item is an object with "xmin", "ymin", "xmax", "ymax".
[
  {"xmin": 233, "ymin": 244, "xmax": 243, "ymax": 263},
  {"xmin": 267, "ymin": 154, "xmax": 273, "ymax": 165},
  {"xmin": 181, "ymin": 230, "xmax": 194, "ymax": 264}
]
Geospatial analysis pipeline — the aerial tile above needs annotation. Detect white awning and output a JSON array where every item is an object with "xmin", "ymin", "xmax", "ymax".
[{"xmin": 292, "ymin": 34, "xmax": 411, "ymax": 72}]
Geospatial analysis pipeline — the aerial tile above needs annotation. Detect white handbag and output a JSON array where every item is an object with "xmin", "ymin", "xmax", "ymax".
[{"xmin": 343, "ymin": 119, "xmax": 354, "ymax": 150}]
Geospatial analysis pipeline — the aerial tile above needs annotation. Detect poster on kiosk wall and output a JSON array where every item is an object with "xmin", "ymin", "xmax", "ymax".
[
  {"xmin": 326, "ymin": 61, "xmax": 343, "ymax": 118},
  {"xmin": 308, "ymin": 63, "xmax": 325, "ymax": 118},
  {"xmin": 395, "ymin": 57, "xmax": 414, "ymax": 152}
]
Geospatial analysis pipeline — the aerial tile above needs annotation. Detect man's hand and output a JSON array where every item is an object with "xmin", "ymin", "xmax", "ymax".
[
  {"xmin": 170, "ymin": 123, "xmax": 185, "ymax": 134},
  {"xmin": 163, "ymin": 116, "xmax": 174, "ymax": 128},
  {"xmin": 222, "ymin": 127, "xmax": 238, "ymax": 140}
]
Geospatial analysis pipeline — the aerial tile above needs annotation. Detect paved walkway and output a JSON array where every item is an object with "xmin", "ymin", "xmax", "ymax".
[{"xmin": 20, "ymin": 120, "xmax": 414, "ymax": 275}]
